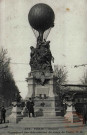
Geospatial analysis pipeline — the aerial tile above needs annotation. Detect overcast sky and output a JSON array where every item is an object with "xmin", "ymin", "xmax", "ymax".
[{"xmin": 0, "ymin": 0, "xmax": 87, "ymax": 98}]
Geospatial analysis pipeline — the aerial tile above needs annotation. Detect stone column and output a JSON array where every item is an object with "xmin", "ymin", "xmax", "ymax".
[{"xmin": 25, "ymin": 75, "xmax": 35, "ymax": 100}]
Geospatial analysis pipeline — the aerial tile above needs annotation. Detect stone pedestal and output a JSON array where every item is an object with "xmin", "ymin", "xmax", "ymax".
[
  {"xmin": 25, "ymin": 72, "xmax": 56, "ymax": 117},
  {"xmin": 9, "ymin": 102, "xmax": 23, "ymax": 123},
  {"xmin": 64, "ymin": 101, "xmax": 80, "ymax": 123}
]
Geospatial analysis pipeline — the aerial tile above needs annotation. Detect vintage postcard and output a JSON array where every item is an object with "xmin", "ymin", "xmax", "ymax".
[{"xmin": 0, "ymin": 0, "xmax": 87, "ymax": 135}]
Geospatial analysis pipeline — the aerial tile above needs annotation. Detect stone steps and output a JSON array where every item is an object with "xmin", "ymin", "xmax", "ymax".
[
  {"xmin": 7, "ymin": 116, "xmax": 83, "ymax": 128},
  {"xmin": 0, "ymin": 115, "xmax": 84, "ymax": 135},
  {"xmin": 8, "ymin": 123, "xmax": 83, "ymax": 129}
]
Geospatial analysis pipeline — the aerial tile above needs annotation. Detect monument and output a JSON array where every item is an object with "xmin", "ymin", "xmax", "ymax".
[{"xmin": 26, "ymin": 3, "xmax": 57, "ymax": 116}]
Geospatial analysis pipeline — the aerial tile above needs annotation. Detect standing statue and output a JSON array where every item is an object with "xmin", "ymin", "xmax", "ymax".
[{"xmin": 29, "ymin": 38, "xmax": 54, "ymax": 72}]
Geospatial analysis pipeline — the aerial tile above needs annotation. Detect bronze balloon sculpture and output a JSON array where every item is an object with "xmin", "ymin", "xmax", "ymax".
[
  {"xmin": 27, "ymin": 4, "xmax": 56, "ymax": 118},
  {"xmin": 28, "ymin": 3, "xmax": 55, "ymax": 81},
  {"xmin": 28, "ymin": 3, "xmax": 55, "ymax": 40}
]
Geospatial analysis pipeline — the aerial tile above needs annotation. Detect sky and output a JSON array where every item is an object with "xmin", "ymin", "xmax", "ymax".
[{"xmin": 0, "ymin": 0, "xmax": 87, "ymax": 99}]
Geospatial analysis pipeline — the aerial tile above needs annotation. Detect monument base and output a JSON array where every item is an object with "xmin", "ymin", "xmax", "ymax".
[
  {"xmin": 26, "ymin": 72, "xmax": 57, "ymax": 117},
  {"xmin": 34, "ymin": 97, "xmax": 56, "ymax": 117}
]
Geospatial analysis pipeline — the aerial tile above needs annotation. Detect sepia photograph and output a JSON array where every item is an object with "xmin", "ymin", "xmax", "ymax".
[{"xmin": 0, "ymin": 0, "xmax": 87, "ymax": 134}]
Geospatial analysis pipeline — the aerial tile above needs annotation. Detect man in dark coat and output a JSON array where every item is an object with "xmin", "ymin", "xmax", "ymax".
[
  {"xmin": 83, "ymin": 104, "xmax": 87, "ymax": 124},
  {"xmin": 1, "ymin": 106, "xmax": 6, "ymax": 123},
  {"xmin": 26, "ymin": 98, "xmax": 34, "ymax": 117}
]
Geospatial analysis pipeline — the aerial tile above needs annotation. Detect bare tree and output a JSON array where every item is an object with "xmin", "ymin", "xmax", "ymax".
[
  {"xmin": 80, "ymin": 70, "xmax": 87, "ymax": 91},
  {"xmin": 54, "ymin": 65, "xmax": 67, "ymax": 95}
]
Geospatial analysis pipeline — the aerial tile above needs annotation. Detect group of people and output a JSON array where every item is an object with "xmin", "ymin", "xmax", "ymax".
[
  {"xmin": 1, "ymin": 99, "xmax": 87, "ymax": 124},
  {"xmin": 0, "ymin": 98, "xmax": 34, "ymax": 124}
]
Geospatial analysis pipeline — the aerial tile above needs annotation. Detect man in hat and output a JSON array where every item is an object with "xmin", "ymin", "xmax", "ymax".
[
  {"xmin": 1, "ymin": 106, "xmax": 6, "ymax": 124},
  {"xmin": 26, "ymin": 98, "xmax": 34, "ymax": 117}
]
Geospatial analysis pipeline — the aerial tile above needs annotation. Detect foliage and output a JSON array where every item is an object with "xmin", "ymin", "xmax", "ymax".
[
  {"xmin": 0, "ymin": 48, "xmax": 20, "ymax": 106},
  {"xmin": 80, "ymin": 70, "xmax": 87, "ymax": 91},
  {"xmin": 54, "ymin": 65, "xmax": 67, "ymax": 95}
]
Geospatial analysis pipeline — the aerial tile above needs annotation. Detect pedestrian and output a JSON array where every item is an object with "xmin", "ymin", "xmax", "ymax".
[
  {"xmin": 83, "ymin": 104, "xmax": 87, "ymax": 124},
  {"xmin": 26, "ymin": 98, "xmax": 35, "ymax": 117},
  {"xmin": 1, "ymin": 106, "xmax": 6, "ymax": 124}
]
